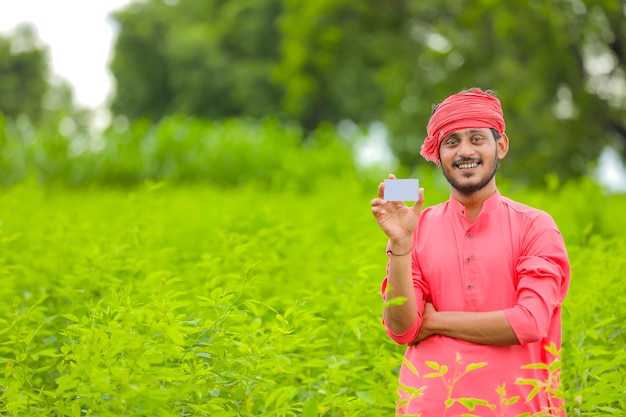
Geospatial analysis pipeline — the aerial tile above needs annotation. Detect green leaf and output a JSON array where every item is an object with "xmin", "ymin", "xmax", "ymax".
[
  {"xmin": 403, "ymin": 357, "xmax": 419, "ymax": 376},
  {"xmin": 302, "ymin": 396, "xmax": 318, "ymax": 417},
  {"xmin": 457, "ymin": 398, "xmax": 494, "ymax": 410},
  {"xmin": 62, "ymin": 314, "xmax": 80, "ymax": 322},
  {"xmin": 516, "ymin": 379, "xmax": 539, "ymax": 387},
  {"xmin": 34, "ymin": 348, "xmax": 59, "ymax": 358},
  {"xmin": 505, "ymin": 396, "xmax": 520, "ymax": 405},
  {"xmin": 356, "ymin": 390, "xmax": 374, "ymax": 405},
  {"xmin": 244, "ymin": 299, "xmax": 259, "ymax": 316},
  {"xmin": 166, "ymin": 327, "xmax": 186, "ymax": 345},
  {"xmin": 398, "ymin": 383, "xmax": 426, "ymax": 398},
  {"xmin": 520, "ymin": 363, "xmax": 549, "ymax": 370},
  {"xmin": 383, "ymin": 296, "xmax": 407, "ymax": 307},
  {"xmin": 526, "ymin": 386, "xmax": 541, "ymax": 401},
  {"xmin": 548, "ymin": 359, "xmax": 562, "ymax": 373},
  {"xmin": 465, "ymin": 362, "xmax": 488, "ymax": 373},
  {"xmin": 592, "ymin": 316, "xmax": 617, "ymax": 329}
]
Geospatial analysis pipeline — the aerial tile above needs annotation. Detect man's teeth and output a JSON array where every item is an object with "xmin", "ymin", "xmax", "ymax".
[{"xmin": 458, "ymin": 162, "xmax": 478, "ymax": 169}]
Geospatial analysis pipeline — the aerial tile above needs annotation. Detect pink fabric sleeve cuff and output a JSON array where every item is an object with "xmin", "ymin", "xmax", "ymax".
[
  {"xmin": 504, "ymin": 254, "xmax": 566, "ymax": 344},
  {"xmin": 504, "ymin": 305, "xmax": 541, "ymax": 345},
  {"xmin": 382, "ymin": 316, "xmax": 420, "ymax": 345}
]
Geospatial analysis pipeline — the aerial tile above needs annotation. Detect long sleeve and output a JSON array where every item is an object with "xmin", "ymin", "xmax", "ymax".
[{"xmin": 504, "ymin": 219, "xmax": 570, "ymax": 344}]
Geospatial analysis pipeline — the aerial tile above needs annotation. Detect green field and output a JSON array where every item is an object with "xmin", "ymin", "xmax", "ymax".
[{"xmin": 0, "ymin": 177, "xmax": 624, "ymax": 416}]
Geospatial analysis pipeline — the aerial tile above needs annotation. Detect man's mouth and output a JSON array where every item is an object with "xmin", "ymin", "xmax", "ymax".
[{"xmin": 456, "ymin": 161, "xmax": 480, "ymax": 169}]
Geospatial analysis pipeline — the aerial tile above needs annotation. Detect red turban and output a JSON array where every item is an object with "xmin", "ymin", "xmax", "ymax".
[{"xmin": 420, "ymin": 90, "xmax": 506, "ymax": 165}]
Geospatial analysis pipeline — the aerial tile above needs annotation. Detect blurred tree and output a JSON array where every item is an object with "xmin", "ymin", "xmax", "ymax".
[
  {"xmin": 110, "ymin": 0, "xmax": 284, "ymax": 121},
  {"xmin": 110, "ymin": 0, "xmax": 626, "ymax": 184},
  {"xmin": 277, "ymin": 0, "xmax": 626, "ymax": 184},
  {"xmin": 381, "ymin": 0, "xmax": 626, "ymax": 185},
  {"xmin": 273, "ymin": 0, "xmax": 411, "ymax": 131},
  {"xmin": 0, "ymin": 24, "xmax": 49, "ymax": 122}
]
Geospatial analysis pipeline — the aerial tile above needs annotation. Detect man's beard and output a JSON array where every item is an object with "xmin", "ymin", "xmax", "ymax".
[{"xmin": 442, "ymin": 154, "xmax": 499, "ymax": 196}]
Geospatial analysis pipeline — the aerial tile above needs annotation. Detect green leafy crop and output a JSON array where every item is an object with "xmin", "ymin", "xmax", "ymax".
[{"xmin": 0, "ymin": 176, "xmax": 623, "ymax": 416}]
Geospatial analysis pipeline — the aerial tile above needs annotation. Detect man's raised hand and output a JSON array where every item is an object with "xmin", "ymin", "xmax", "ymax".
[{"xmin": 370, "ymin": 173, "xmax": 424, "ymax": 244}]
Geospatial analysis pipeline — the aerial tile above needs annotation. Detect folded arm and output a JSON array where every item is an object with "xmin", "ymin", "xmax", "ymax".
[
  {"xmin": 411, "ymin": 228, "xmax": 569, "ymax": 347},
  {"xmin": 410, "ymin": 303, "xmax": 519, "ymax": 346}
]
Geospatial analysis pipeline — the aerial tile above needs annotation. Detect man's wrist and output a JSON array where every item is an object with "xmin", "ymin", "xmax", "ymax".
[
  {"xmin": 389, "ymin": 236, "xmax": 413, "ymax": 254},
  {"xmin": 421, "ymin": 305, "xmax": 440, "ymax": 335},
  {"xmin": 387, "ymin": 245, "xmax": 413, "ymax": 256}
]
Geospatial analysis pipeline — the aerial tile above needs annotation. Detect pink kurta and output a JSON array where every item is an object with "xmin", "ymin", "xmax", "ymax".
[{"xmin": 381, "ymin": 191, "xmax": 570, "ymax": 416}]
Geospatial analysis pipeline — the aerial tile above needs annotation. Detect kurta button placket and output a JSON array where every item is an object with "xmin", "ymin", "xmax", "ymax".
[{"xmin": 461, "ymin": 218, "xmax": 477, "ymax": 308}]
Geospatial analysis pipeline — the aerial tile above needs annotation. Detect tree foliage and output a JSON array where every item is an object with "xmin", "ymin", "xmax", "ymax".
[
  {"xmin": 110, "ymin": 0, "xmax": 626, "ymax": 185},
  {"xmin": 0, "ymin": 24, "xmax": 49, "ymax": 122},
  {"xmin": 110, "ymin": 0, "xmax": 284, "ymax": 122}
]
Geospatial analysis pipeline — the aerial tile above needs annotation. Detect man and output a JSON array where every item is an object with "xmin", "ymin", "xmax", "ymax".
[{"xmin": 371, "ymin": 88, "xmax": 570, "ymax": 416}]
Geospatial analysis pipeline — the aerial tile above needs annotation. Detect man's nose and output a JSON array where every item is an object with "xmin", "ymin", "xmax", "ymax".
[{"xmin": 456, "ymin": 140, "xmax": 475, "ymax": 157}]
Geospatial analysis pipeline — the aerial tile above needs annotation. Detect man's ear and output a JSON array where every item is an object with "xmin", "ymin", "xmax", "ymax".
[{"xmin": 497, "ymin": 133, "xmax": 509, "ymax": 160}]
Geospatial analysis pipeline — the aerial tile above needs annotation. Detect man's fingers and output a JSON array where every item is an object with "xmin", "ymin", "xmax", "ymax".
[
  {"xmin": 412, "ymin": 188, "xmax": 425, "ymax": 214},
  {"xmin": 377, "ymin": 182, "xmax": 385, "ymax": 199},
  {"xmin": 371, "ymin": 197, "xmax": 386, "ymax": 207},
  {"xmin": 371, "ymin": 206, "xmax": 387, "ymax": 217},
  {"xmin": 371, "ymin": 198, "xmax": 388, "ymax": 217}
]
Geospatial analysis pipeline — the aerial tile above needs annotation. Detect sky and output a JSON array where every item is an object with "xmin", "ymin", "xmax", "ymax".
[{"xmin": 0, "ymin": 0, "xmax": 131, "ymax": 110}]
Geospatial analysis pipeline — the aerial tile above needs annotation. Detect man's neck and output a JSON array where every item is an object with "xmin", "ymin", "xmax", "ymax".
[{"xmin": 451, "ymin": 183, "xmax": 498, "ymax": 223}]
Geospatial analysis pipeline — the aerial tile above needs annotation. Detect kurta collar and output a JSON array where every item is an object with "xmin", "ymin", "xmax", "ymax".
[{"xmin": 448, "ymin": 189, "xmax": 502, "ymax": 217}]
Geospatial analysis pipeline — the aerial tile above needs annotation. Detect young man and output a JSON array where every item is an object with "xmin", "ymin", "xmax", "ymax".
[{"xmin": 371, "ymin": 89, "xmax": 570, "ymax": 416}]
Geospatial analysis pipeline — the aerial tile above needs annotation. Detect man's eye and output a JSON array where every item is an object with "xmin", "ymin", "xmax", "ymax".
[{"xmin": 472, "ymin": 136, "xmax": 485, "ymax": 142}]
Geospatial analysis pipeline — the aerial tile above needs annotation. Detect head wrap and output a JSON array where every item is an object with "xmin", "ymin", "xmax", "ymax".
[{"xmin": 420, "ymin": 90, "xmax": 506, "ymax": 165}]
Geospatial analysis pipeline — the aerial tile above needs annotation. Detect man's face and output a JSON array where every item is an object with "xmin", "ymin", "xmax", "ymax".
[{"xmin": 438, "ymin": 128, "xmax": 500, "ymax": 196}]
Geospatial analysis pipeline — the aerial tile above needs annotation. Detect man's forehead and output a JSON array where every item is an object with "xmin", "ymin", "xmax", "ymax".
[{"xmin": 444, "ymin": 128, "xmax": 491, "ymax": 139}]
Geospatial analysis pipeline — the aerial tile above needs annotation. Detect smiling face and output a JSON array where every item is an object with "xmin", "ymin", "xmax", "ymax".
[{"xmin": 439, "ymin": 128, "xmax": 508, "ymax": 197}]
